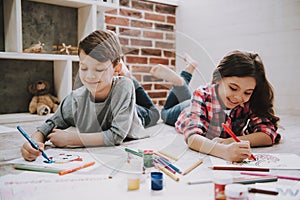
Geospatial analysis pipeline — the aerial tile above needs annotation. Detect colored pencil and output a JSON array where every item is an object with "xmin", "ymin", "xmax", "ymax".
[
  {"xmin": 248, "ymin": 187, "xmax": 279, "ymax": 195},
  {"xmin": 187, "ymin": 179, "xmax": 212, "ymax": 185},
  {"xmin": 241, "ymin": 172, "xmax": 300, "ymax": 181},
  {"xmin": 222, "ymin": 123, "xmax": 256, "ymax": 161},
  {"xmin": 158, "ymin": 158, "xmax": 182, "ymax": 174},
  {"xmin": 183, "ymin": 159, "xmax": 203, "ymax": 176},
  {"xmin": 155, "ymin": 163, "xmax": 180, "ymax": 182},
  {"xmin": 233, "ymin": 175, "xmax": 277, "ymax": 184},
  {"xmin": 157, "ymin": 150, "xmax": 179, "ymax": 161},
  {"xmin": 154, "ymin": 152, "xmax": 170, "ymax": 162},
  {"xmin": 154, "ymin": 158, "xmax": 176, "ymax": 174},
  {"xmin": 59, "ymin": 161, "xmax": 95, "ymax": 175},
  {"xmin": 187, "ymin": 176, "xmax": 277, "ymax": 185},
  {"xmin": 211, "ymin": 166, "xmax": 269, "ymax": 171}
]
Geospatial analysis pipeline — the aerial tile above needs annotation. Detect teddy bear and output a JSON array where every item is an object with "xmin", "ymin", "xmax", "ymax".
[{"xmin": 28, "ymin": 80, "xmax": 60, "ymax": 115}]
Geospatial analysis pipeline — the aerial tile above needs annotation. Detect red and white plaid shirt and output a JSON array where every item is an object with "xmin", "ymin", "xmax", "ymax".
[{"xmin": 175, "ymin": 84, "xmax": 278, "ymax": 143}]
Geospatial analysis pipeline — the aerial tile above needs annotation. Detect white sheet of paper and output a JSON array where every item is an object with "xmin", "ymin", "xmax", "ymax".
[{"xmin": 8, "ymin": 149, "xmax": 98, "ymax": 172}]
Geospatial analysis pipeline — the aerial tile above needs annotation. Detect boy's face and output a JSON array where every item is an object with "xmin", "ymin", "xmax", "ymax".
[
  {"xmin": 217, "ymin": 76, "xmax": 256, "ymax": 109},
  {"xmin": 79, "ymin": 51, "xmax": 117, "ymax": 98}
]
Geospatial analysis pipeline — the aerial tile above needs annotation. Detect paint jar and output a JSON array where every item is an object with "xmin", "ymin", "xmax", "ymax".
[
  {"xmin": 151, "ymin": 172, "xmax": 163, "ymax": 190},
  {"xmin": 214, "ymin": 175, "xmax": 233, "ymax": 200},
  {"xmin": 127, "ymin": 174, "xmax": 140, "ymax": 191},
  {"xmin": 143, "ymin": 150, "xmax": 154, "ymax": 168},
  {"xmin": 225, "ymin": 184, "xmax": 249, "ymax": 200}
]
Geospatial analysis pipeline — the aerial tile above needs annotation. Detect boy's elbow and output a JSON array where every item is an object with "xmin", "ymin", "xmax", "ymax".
[{"xmin": 102, "ymin": 133, "xmax": 124, "ymax": 146}]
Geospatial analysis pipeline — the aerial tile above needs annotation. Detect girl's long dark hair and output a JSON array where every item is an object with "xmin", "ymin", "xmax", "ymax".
[{"xmin": 212, "ymin": 50, "xmax": 279, "ymax": 126}]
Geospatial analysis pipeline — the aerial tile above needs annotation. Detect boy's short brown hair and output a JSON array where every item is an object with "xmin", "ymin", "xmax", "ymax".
[{"xmin": 78, "ymin": 30, "xmax": 122, "ymax": 67}]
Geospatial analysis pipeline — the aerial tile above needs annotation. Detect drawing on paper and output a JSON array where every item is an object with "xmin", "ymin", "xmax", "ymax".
[
  {"xmin": 48, "ymin": 153, "xmax": 83, "ymax": 164},
  {"xmin": 232, "ymin": 153, "xmax": 281, "ymax": 167},
  {"xmin": 8, "ymin": 149, "xmax": 97, "ymax": 171},
  {"xmin": 210, "ymin": 153, "xmax": 300, "ymax": 170}
]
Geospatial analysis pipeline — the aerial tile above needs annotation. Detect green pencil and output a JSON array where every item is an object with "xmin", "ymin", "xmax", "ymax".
[{"xmin": 14, "ymin": 164, "xmax": 61, "ymax": 174}]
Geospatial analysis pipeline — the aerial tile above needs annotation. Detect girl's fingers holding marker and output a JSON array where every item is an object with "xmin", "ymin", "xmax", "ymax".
[
  {"xmin": 239, "ymin": 140, "xmax": 250, "ymax": 147},
  {"xmin": 225, "ymin": 142, "xmax": 251, "ymax": 161}
]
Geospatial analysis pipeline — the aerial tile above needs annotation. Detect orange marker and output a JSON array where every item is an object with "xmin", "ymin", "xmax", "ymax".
[
  {"xmin": 222, "ymin": 123, "xmax": 256, "ymax": 161},
  {"xmin": 59, "ymin": 161, "xmax": 95, "ymax": 175}
]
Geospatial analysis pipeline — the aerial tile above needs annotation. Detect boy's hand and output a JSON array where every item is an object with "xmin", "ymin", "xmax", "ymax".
[
  {"xmin": 222, "ymin": 140, "xmax": 252, "ymax": 162},
  {"xmin": 47, "ymin": 129, "xmax": 73, "ymax": 147},
  {"xmin": 21, "ymin": 141, "xmax": 44, "ymax": 161}
]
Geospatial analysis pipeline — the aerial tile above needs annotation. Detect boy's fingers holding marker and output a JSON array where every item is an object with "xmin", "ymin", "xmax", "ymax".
[
  {"xmin": 21, "ymin": 142, "xmax": 41, "ymax": 161},
  {"xmin": 36, "ymin": 141, "xmax": 45, "ymax": 151}
]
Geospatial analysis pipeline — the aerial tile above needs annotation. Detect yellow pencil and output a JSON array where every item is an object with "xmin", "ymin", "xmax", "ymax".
[
  {"xmin": 155, "ymin": 163, "xmax": 179, "ymax": 182},
  {"xmin": 183, "ymin": 159, "xmax": 203, "ymax": 176}
]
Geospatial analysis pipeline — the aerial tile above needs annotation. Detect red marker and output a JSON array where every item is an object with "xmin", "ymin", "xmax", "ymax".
[{"xmin": 222, "ymin": 123, "xmax": 256, "ymax": 161}]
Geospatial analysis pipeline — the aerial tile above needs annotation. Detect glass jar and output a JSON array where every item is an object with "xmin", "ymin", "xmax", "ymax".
[
  {"xmin": 143, "ymin": 150, "xmax": 154, "ymax": 168},
  {"xmin": 214, "ymin": 175, "xmax": 233, "ymax": 200}
]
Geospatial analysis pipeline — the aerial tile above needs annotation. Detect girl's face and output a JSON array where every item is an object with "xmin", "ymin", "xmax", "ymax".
[
  {"xmin": 79, "ymin": 51, "xmax": 117, "ymax": 99},
  {"xmin": 217, "ymin": 76, "xmax": 256, "ymax": 109}
]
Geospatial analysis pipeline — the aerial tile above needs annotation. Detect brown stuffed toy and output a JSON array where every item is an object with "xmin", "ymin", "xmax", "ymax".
[{"xmin": 28, "ymin": 80, "xmax": 60, "ymax": 115}]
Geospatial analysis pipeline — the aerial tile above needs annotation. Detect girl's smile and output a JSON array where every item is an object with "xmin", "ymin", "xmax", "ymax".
[{"xmin": 218, "ymin": 76, "xmax": 256, "ymax": 109}]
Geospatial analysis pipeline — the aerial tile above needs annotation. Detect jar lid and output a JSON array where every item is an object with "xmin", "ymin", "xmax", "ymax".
[
  {"xmin": 143, "ymin": 150, "xmax": 154, "ymax": 154},
  {"xmin": 225, "ymin": 184, "xmax": 248, "ymax": 198}
]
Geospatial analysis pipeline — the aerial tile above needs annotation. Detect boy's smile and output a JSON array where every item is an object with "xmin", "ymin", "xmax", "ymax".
[
  {"xmin": 79, "ymin": 51, "xmax": 115, "ymax": 100},
  {"xmin": 218, "ymin": 76, "xmax": 256, "ymax": 109}
]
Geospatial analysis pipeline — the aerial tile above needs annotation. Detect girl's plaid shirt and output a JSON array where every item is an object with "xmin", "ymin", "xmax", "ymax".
[{"xmin": 175, "ymin": 84, "xmax": 278, "ymax": 143}]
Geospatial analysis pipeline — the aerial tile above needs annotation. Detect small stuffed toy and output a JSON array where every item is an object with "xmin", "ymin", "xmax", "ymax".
[
  {"xmin": 28, "ymin": 80, "xmax": 60, "ymax": 115},
  {"xmin": 23, "ymin": 41, "xmax": 46, "ymax": 53}
]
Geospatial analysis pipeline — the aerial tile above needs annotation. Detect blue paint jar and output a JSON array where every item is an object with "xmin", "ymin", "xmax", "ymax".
[{"xmin": 151, "ymin": 172, "xmax": 163, "ymax": 190}]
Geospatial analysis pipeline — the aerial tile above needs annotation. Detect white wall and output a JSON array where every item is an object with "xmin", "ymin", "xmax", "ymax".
[{"xmin": 175, "ymin": 0, "xmax": 300, "ymax": 115}]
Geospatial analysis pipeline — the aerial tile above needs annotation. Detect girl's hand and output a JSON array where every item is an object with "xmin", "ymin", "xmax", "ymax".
[
  {"xmin": 212, "ymin": 137, "xmax": 226, "ymax": 144},
  {"xmin": 47, "ymin": 129, "xmax": 74, "ymax": 147},
  {"xmin": 212, "ymin": 137, "xmax": 234, "ymax": 144},
  {"xmin": 21, "ymin": 141, "xmax": 44, "ymax": 161},
  {"xmin": 221, "ymin": 141, "xmax": 252, "ymax": 162}
]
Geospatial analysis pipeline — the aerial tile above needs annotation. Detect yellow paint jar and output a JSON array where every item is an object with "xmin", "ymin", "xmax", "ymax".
[{"xmin": 127, "ymin": 174, "xmax": 140, "ymax": 191}]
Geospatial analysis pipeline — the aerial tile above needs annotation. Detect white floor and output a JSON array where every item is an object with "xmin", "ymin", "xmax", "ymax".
[
  {"xmin": 0, "ymin": 113, "xmax": 299, "ymax": 200},
  {"xmin": 0, "ymin": 112, "xmax": 299, "ymax": 156}
]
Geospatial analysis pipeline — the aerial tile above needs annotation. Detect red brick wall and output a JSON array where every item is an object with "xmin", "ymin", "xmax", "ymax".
[{"xmin": 105, "ymin": 0, "xmax": 177, "ymax": 105}]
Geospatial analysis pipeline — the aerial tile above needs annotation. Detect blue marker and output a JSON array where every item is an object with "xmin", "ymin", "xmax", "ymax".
[{"xmin": 17, "ymin": 126, "xmax": 53, "ymax": 163}]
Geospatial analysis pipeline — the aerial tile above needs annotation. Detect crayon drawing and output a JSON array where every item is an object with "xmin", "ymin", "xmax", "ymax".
[{"xmin": 210, "ymin": 153, "xmax": 300, "ymax": 170}]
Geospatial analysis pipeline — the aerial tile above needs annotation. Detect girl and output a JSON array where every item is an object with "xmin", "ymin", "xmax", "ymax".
[{"xmin": 151, "ymin": 50, "xmax": 280, "ymax": 161}]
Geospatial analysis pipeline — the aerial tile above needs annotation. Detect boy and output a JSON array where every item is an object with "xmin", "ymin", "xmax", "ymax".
[{"xmin": 21, "ymin": 30, "xmax": 159, "ymax": 161}]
